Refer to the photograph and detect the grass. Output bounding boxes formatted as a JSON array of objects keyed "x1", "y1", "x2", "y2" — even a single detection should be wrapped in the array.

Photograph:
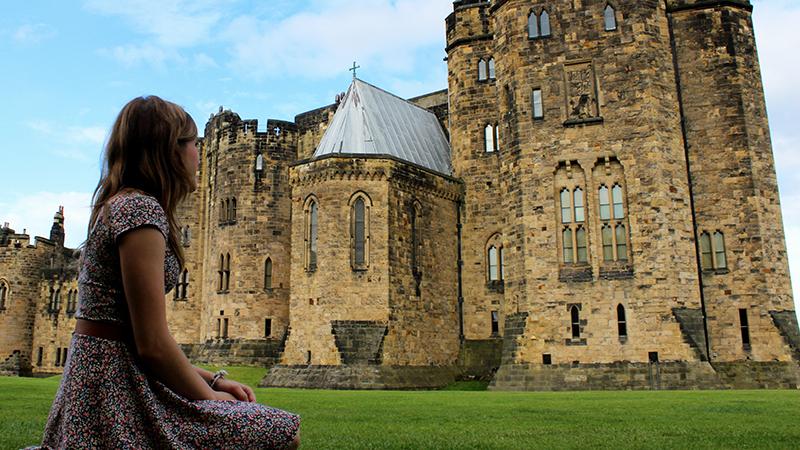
[{"x1": 2, "y1": 368, "x2": 799, "y2": 449}]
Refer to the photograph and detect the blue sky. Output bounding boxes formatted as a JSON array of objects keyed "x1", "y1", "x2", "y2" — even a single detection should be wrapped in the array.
[{"x1": 1, "y1": 0, "x2": 799, "y2": 313}]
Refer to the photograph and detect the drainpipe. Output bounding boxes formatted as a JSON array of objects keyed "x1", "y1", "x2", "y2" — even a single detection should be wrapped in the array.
[
  {"x1": 457, "y1": 200, "x2": 465, "y2": 344},
  {"x1": 666, "y1": 3, "x2": 711, "y2": 362}
]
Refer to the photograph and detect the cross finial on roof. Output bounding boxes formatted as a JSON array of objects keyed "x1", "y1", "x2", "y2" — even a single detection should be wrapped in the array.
[{"x1": 349, "y1": 61, "x2": 360, "y2": 79}]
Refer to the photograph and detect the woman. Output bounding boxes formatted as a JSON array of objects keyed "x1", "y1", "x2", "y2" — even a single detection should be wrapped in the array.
[{"x1": 35, "y1": 96, "x2": 300, "y2": 449}]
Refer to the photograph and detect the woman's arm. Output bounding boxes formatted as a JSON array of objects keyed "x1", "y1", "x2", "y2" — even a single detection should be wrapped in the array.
[{"x1": 119, "y1": 227, "x2": 227, "y2": 401}]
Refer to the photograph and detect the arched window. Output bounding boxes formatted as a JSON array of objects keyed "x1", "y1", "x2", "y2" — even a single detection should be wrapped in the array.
[
  {"x1": 615, "y1": 224, "x2": 627, "y2": 261},
  {"x1": 351, "y1": 196, "x2": 369, "y2": 269},
  {"x1": 576, "y1": 226, "x2": 587, "y2": 263},
  {"x1": 255, "y1": 153, "x2": 264, "y2": 172},
  {"x1": 557, "y1": 163, "x2": 589, "y2": 265},
  {"x1": 560, "y1": 188, "x2": 572, "y2": 223},
  {"x1": 411, "y1": 202, "x2": 423, "y2": 276},
  {"x1": 232, "y1": 198, "x2": 237, "y2": 221},
  {"x1": 180, "y1": 270, "x2": 189, "y2": 299},
  {"x1": 617, "y1": 304, "x2": 627, "y2": 338},
  {"x1": 488, "y1": 246, "x2": 499, "y2": 281},
  {"x1": 488, "y1": 58, "x2": 496, "y2": 80},
  {"x1": 604, "y1": 4, "x2": 617, "y2": 31},
  {"x1": 0, "y1": 280, "x2": 8, "y2": 309},
  {"x1": 713, "y1": 231, "x2": 727, "y2": 269},
  {"x1": 54, "y1": 288, "x2": 61, "y2": 312},
  {"x1": 573, "y1": 188, "x2": 585, "y2": 222},
  {"x1": 699, "y1": 232, "x2": 712, "y2": 269},
  {"x1": 224, "y1": 253, "x2": 231, "y2": 291},
  {"x1": 562, "y1": 228, "x2": 574, "y2": 264},
  {"x1": 528, "y1": 11, "x2": 539, "y2": 38},
  {"x1": 599, "y1": 185, "x2": 610, "y2": 220},
  {"x1": 540, "y1": 10, "x2": 551, "y2": 37},
  {"x1": 305, "y1": 198, "x2": 319, "y2": 271},
  {"x1": 484, "y1": 124, "x2": 495, "y2": 153},
  {"x1": 182, "y1": 226, "x2": 191, "y2": 247},
  {"x1": 218, "y1": 254, "x2": 225, "y2": 292},
  {"x1": 602, "y1": 224, "x2": 613, "y2": 261},
  {"x1": 593, "y1": 160, "x2": 631, "y2": 263},
  {"x1": 264, "y1": 258, "x2": 273, "y2": 289},
  {"x1": 478, "y1": 59, "x2": 488, "y2": 81},
  {"x1": 570, "y1": 305, "x2": 581, "y2": 338},
  {"x1": 219, "y1": 200, "x2": 226, "y2": 223},
  {"x1": 612, "y1": 185, "x2": 624, "y2": 219},
  {"x1": 532, "y1": 88, "x2": 544, "y2": 119}
]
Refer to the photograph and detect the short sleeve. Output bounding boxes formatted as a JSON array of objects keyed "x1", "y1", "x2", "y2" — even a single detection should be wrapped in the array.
[{"x1": 107, "y1": 193, "x2": 169, "y2": 243}]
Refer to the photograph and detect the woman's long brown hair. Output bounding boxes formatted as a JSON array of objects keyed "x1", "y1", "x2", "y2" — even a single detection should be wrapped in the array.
[{"x1": 88, "y1": 96, "x2": 197, "y2": 267}]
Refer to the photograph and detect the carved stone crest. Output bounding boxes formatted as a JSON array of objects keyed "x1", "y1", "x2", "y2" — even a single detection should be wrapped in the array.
[{"x1": 564, "y1": 61, "x2": 600, "y2": 122}]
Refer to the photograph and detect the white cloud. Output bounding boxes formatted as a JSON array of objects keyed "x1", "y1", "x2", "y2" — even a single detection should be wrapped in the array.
[
  {"x1": 99, "y1": 44, "x2": 181, "y2": 69},
  {"x1": 752, "y1": 0, "x2": 800, "y2": 111},
  {"x1": 0, "y1": 192, "x2": 93, "y2": 249},
  {"x1": 26, "y1": 121, "x2": 107, "y2": 161},
  {"x1": 223, "y1": 0, "x2": 451, "y2": 79},
  {"x1": 83, "y1": 0, "x2": 230, "y2": 48},
  {"x1": 193, "y1": 53, "x2": 218, "y2": 69},
  {"x1": 12, "y1": 23, "x2": 57, "y2": 44}
]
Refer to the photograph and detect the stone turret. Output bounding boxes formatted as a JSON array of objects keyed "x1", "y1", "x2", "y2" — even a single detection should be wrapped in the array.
[{"x1": 49, "y1": 206, "x2": 65, "y2": 248}]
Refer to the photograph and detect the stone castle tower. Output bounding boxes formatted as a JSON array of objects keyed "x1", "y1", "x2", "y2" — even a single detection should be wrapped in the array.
[
  {"x1": 445, "y1": 0, "x2": 798, "y2": 388},
  {"x1": 2, "y1": 0, "x2": 798, "y2": 389}
]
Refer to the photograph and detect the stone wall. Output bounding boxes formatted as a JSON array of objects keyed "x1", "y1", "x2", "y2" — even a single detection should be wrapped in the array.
[
  {"x1": 283, "y1": 156, "x2": 392, "y2": 366},
  {"x1": 668, "y1": 0, "x2": 796, "y2": 363},
  {"x1": 446, "y1": 0, "x2": 508, "y2": 345},
  {"x1": 195, "y1": 111, "x2": 295, "y2": 347},
  {"x1": 0, "y1": 236, "x2": 54, "y2": 375}
]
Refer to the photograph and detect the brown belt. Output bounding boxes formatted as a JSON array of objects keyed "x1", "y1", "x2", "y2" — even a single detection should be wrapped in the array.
[{"x1": 75, "y1": 318, "x2": 134, "y2": 344}]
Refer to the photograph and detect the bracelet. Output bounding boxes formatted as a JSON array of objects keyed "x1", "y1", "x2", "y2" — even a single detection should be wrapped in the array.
[{"x1": 209, "y1": 369, "x2": 228, "y2": 389}]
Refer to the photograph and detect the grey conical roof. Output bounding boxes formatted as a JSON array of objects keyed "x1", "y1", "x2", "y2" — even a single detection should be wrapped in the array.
[{"x1": 313, "y1": 78, "x2": 452, "y2": 176}]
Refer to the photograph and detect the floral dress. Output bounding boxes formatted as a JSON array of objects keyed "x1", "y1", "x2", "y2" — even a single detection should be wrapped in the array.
[{"x1": 33, "y1": 191, "x2": 300, "y2": 449}]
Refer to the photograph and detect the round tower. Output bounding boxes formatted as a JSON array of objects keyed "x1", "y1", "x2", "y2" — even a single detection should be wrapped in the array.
[{"x1": 446, "y1": 0, "x2": 507, "y2": 341}]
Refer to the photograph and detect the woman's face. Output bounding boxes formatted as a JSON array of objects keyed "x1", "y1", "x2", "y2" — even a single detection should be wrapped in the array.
[{"x1": 181, "y1": 138, "x2": 199, "y2": 191}]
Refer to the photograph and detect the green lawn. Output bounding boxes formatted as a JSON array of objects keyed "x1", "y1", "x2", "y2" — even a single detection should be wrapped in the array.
[{"x1": 2, "y1": 368, "x2": 799, "y2": 449}]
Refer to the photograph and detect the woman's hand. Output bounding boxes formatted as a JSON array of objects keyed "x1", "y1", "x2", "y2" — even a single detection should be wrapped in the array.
[
  {"x1": 214, "y1": 378, "x2": 256, "y2": 402},
  {"x1": 213, "y1": 390, "x2": 239, "y2": 402}
]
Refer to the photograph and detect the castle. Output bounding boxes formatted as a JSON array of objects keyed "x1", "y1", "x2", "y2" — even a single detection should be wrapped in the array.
[{"x1": 2, "y1": 0, "x2": 799, "y2": 390}]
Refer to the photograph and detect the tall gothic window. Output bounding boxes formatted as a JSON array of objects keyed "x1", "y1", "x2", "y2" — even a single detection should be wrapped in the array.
[
  {"x1": 530, "y1": 10, "x2": 551, "y2": 38},
  {"x1": 570, "y1": 305, "x2": 581, "y2": 338},
  {"x1": 713, "y1": 232, "x2": 727, "y2": 269},
  {"x1": 218, "y1": 254, "x2": 224, "y2": 291},
  {"x1": 224, "y1": 254, "x2": 231, "y2": 291},
  {"x1": 528, "y1": 10, "x2": 539, "y2": 38},
  {"x1": 700, "y1": 230, "x2": 727, "y2": 270},
  {"x1": 617, "y1": 304, "x2": 627, "y2": 339},
  {"x1": 174, "y1": 270, "x2": 189, "y2": 300},
  {"x1": 305, "y1": 197, "x2": 319, "y2": 271},
  {"x1": 411, "y1": 202, "x2": 423, "y2": 276},
  {"x1": 532, "y1": 88, "x2": 543, "y2": 119},
  {"x1": 540, "y1": 10, "x2": 551, "y2": 36},
  {"x1": 0, "y1": 280, "x2": 8, "y2": 309},
  {"x1": 488, "y1": 246, "x2": 499, "y2": 281},
  {"x1": 484, "y1": 124, "x2": 496, "y2": 153},
  {"x1": 478, "y1": 59, "x2": 488, "y2": 81},
  {"x1": 594, "y1": 159, "x2": 631, "y2": 263},
  {"x1": 739, "y1": 308, "x2": 751, "y2": 347},
  {"x1": 181, "y1": 226, "x2": 191, "y2": 247},
  {"x1": 255, "y1": 153, "x2": 264, "y2": 172},
  {"x1": 488, "y1": 58, "x2": 496, "y2": 80},
  {"x1": 232, "y1": 198, "x2": 237, "y2": 221},
  {"x1": 264, "y1": 258, "x2": 272, "y2": 290},
  {"x1": 559, "y1": 187, "x2": 587, "y2": 264},
  {"x1": 351, "y1": 194, "x2": 371, "y2": 270},
  {"x1": 604, "y1": 4, "x2": 618, "y2": 31}
]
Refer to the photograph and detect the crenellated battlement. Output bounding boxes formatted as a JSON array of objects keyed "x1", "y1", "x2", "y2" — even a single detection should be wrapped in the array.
[
  {"x1": 446, "y1": 0, "x2": 493, "y2": 52},
  {"x1": 666, "y1": 0, "x2": 752, "y2": 13}
]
